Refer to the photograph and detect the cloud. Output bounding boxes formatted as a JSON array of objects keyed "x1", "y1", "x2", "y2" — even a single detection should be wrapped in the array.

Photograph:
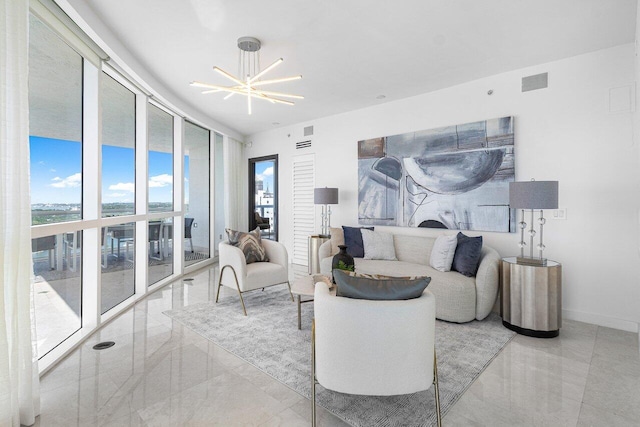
[
  {"x1": 49, "y1": 169, "x2": 56, "y2": 172},
  {"x1": 257, "y1": 166, "x2": 274, "y2": 182},
  {"x1": 107, "y1": 192, "x2": 126, "y2": 198},
  {"x1": 108, "y1": 182, "x2": 135, "y2": 193},
  {"x1": 50, "y1": 173, "x2": 81, "y2": 188},
  {"x1": 149, "y1": 174, "x2": 173, "y2": 188}
]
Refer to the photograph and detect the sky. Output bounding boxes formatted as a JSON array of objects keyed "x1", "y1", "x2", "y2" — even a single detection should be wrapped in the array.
[
  {"x1": 29, "y1": 136, "x2": 175, "y2": 205},
  {"x1": 255, "y1": 160, "x2": 274, "y2": 195}
]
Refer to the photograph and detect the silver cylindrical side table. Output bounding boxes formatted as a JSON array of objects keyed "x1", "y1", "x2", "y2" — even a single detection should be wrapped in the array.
[
  {"x1": 501, "y1": 257, "x2": 562, "y2": 338},
  {"x1": 308, "y1": 235, "x2": 330, "y2": 274}
]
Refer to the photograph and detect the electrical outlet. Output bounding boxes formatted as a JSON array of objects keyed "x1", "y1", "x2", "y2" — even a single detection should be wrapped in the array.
[{"x1": 552, "y1": 208, "x2": 567, "y2": 220}]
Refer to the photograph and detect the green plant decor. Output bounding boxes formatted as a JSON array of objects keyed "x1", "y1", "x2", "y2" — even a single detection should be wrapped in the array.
[{"x1": 336, "y1": 260, "x2": 355, "y2": 272}]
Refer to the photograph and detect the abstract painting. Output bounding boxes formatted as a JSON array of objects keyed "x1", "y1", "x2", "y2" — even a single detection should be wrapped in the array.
[{"x1": 358, "y1": 116, "x2": 515, "y2": 232}]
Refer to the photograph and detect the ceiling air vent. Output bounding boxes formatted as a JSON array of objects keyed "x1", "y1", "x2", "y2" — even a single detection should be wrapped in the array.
[
  {"x1": 296, "y1": 140, "x2": 312, "y2": 149},
  {"x1": 522, "y1": 72, "x2": 548, "y2": 92},
  {"x1": 93, "y1": 341, "x2": 115, "y2": 350},
  {"x1": 304, "y1": 126, "x2": 314, "y2": 136}
]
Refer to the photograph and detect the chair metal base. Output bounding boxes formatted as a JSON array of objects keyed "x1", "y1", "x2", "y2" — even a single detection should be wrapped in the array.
[
  {"x1": 311, "y1": 319, "x2": 442, "y2": 427},
  {"x1": 216, "y1": 264, "x2": 294, "y2": 316}
]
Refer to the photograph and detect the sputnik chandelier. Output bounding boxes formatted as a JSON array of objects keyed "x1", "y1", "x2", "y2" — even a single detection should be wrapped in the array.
[{"x1": 190, "y1": 36, "x2": 303, "y2": 115}]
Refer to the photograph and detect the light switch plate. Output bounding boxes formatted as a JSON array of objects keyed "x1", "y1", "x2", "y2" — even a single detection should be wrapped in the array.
[{"x1": 552, "y1": 208, "x2": 567, "y2": 220}]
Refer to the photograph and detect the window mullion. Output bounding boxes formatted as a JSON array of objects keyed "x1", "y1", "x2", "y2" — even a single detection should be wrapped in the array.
[
  {"x1": 174, "y1": 117, "x2": 184, "y2": 275},
  {"x1": 82, "y1": 59, "x2": 100, "y2": 330},
  {"x1": 134, "y1": 95, "x2": 148, "y2": 296}
]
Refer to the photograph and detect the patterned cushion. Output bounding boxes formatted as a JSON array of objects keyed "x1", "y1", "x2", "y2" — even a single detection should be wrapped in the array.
[{"x1": 225, "y1": 227, "x2": 269, "y2": 264}]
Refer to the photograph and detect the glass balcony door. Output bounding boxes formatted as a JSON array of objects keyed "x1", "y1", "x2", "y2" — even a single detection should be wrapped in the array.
[
  {"x1": 249, "y1": 155, "x2": 278, "y2": 241},
  {"x1": 184, "y1": 122, "x2": 211, "y2": 267}
]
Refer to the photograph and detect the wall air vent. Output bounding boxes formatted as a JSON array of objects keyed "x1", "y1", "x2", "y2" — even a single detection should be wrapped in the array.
[
  {"x1": 304, "y1": 125, "x2": 314, "y2": 136},
  {"x1": 522, "y1": 72, "x2": 548, "y2": 92},
  {"x1": 296, "y1": 140, "x2": 312, "y2": 149}
]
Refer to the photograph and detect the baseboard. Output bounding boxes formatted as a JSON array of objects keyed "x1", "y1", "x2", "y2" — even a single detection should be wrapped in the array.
[{"x1": 562, "y1": 308, "x2": 639, "y2": 333}]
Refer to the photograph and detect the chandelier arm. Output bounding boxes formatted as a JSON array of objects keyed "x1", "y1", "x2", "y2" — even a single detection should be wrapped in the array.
[
  {"x1": 254, "y1": 93, "x2": 275, "y2": 104},
  {"x1": 190, "y1": 81, "x2": 222, "y2": 89},
  {"x1": 192, "y1": 81, "x2": 244, "y2": 91},
  {"x1": 213, "y1": 67, "x2": 246, "y2": 87},
  {"x1": 252, "y1": 89, "x2": 304, "y2": 99},
  {"x1": 247, "y1": 78, "x2": 252, "y2": 114},
  {"x1": 249, "y1": 58, "x2": 283, "y2": 83},
  {"x1": 253, "y1": 94, "x2": 294, "y2": 105},
  {"x1": 196, "y1": 84, "x2": 255, "y2": 96},
  {"x1": 251, "y1": 75, "x2": 302, "y2": 87}
]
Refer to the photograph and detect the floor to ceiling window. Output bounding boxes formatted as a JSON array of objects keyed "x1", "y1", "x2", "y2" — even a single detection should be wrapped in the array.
[
  {"x1": 147, "y1": 104, "x2": 175, "y2": 285},
  {"x1": 184, "y1": 122, "x2": 210, "y2": 267},
  {"x1": 27, "y1": 3, "x2": 219, "y2": 370},
  {"x1": 101, "y1": 73, "x2": 136, "y2": 218},
  {"x1": 148, "y1": 104, "x2": 174, "y2": 213},
  {"x1": 28, "y1": 13, "x2": 83, "y2": 358},
  {"x1": 100, "y1": 73, "x2": 137, "y2": 313}
]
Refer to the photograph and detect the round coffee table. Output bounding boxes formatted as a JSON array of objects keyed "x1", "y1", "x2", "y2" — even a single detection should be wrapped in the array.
[{"x1": 291, "y1": 274, "x2": 333, "y2": 330}]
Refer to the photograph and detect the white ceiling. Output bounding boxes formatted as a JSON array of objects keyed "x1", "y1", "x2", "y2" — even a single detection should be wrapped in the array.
[{"x1": 78, "y1": 0, "x2": 636, "y2": 136}]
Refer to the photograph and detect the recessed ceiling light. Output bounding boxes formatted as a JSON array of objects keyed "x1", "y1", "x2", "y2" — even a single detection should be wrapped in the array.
[{"x1": 376, "y1": 95, "x2": 386, "y2": 100}]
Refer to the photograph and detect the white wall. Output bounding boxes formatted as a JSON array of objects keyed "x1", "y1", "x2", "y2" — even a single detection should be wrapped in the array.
[{"x1": 247, "y1": 43, "x2": 640, "y2": 332}]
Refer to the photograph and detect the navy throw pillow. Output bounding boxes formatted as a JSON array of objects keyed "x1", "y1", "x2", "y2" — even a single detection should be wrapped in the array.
[
  {"x1": 342, "y1": 226, "x2": 373, "y2": 258},
  {"x1": 451, "y1": 232, "x2": 483, "y2": 277}
]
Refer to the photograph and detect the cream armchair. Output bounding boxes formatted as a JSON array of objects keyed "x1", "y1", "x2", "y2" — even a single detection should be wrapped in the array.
[
  {"x1": 311, "y1": 282, "x2": 441, "y2": 426},
  {"x1": 216, "y1": 239, "x2": 293, "y2": 315}
]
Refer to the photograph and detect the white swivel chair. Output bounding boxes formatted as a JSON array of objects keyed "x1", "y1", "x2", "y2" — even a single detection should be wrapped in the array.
[
  {"x1": 217, "y1": 239, "x2": 293, "y2": 316},
  {"x1": 312, "y1": 282, "x2": 441, "y2": 426}
]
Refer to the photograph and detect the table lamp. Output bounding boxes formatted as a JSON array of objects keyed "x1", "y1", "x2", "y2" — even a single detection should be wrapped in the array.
[
  {"x1": 314, "y1": 187, "x2": 338, "y2": 237},
  {"x1": 509, "y1": 180, "x2": 559, "y2": 266}
]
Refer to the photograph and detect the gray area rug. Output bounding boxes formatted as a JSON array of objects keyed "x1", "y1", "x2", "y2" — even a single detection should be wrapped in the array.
[{"x1": 164, "y1": 286, "x2": 514, "y2": 426}]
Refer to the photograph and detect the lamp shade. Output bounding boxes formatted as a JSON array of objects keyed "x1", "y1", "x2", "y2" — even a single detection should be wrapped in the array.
[
  {"x1": 314, "y1": 187, "x2": 339, "y2": 205},
  {"x1": 509, "y1": 181, "x2": 559, "y2": 209}
]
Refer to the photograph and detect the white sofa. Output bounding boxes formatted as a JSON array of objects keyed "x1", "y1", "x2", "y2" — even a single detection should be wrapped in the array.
[{"x1": 319, "y1": 233, "x2": 501, "y2": 323}]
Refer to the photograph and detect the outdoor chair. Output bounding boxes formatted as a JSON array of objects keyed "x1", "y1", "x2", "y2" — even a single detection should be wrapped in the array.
[
  {"x1": 254, "y1": 212, "x2": 271, "y2": 238},
  {"x1": 185, "y1": 217, "x2": 195, "y2": 253}
]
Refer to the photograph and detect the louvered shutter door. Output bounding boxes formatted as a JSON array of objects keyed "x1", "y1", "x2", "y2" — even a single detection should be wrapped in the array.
[{"x1": 292, "y1": 154, "x2": 315, "y2": 265}]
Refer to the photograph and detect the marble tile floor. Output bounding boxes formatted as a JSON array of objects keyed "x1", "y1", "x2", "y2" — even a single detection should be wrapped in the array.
[{"x1": 35, "y1": 264, "x2": 640, "y2": 426}]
